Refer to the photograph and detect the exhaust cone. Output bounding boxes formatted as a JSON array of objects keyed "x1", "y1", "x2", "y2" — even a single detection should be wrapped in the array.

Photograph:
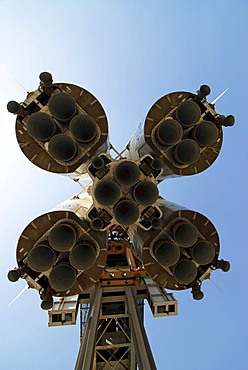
[
  {"x1": 151, "y1": 158, "x2": 163, "y2": 170},
  {"x1": 220, "y1": 261, "x2": 231, "y2": 272},
  {"x1": 155, "y1": 119, "x2": 183, "y2": 146},
  {"x1": 7, "y1": 270, "x2": 20, "y2": 282},
  {"x1": 27, "y1": 244, "x2": 56, "y2": 272},
  {"x1": 90, "y1": 218, "x2": 104, "y2": 231},
  {"x1": 49, "y1": 264, "x2": 76, "y2": 291},
  {"x1": 176, "y1": 100, "x2": 201, "y2": 127},
  {"x1": 193, "y1": 290, "x2": 204, "y2": 300},
  {"x1": 173, "y1": 260, "x2": 197, "y2": 285},
  {"x1": 172, "y1": 222, "x2": 198, "y2": 247},
  {"x1": 69, "y1": 241, "x2": 96, "y2": 270},
  {"x1": 199, "y1": 85, "x2": 211, "y2": 97},
  {"x1": 7, "y1": 100, "x2": 20, "y2": 114},
  {"x1": 193, "y1": 121, "x2": 218, "y2": 147},
  {"x1": 92, "y1": 156, "x2": 104, "y2": 169},
  {"x1": 48, "y1": 134, "x2": 77, "y2": 162},
  {"x1": 114, "y1": 200, "x2": 139, "y2": 225},
  {"x1": 224, "y1": 115, "x2": 235, "y2": 127},
  {"x1": 48, "y1": 223, "x2": 77, "y2": 252},
  {"x1": 70, "y1": 114, "x2": 97, "y2": 143},
  {"x1": 115, "y1": 161, "x2": 140, "y2": 186},
  {"x1": 191, "y1": 241, "x2": 215, "y2": 265},
  {"x1": 151, "y1": 218, "x2": 163, "y2": 229},
  {"x1": 48, "y1": 92, "x2": 76, "y2": 120},
  {"x1": 94, "y1": 180, "x2": 121, "y2": 206},
  {"x1": 41, "y1": 298, "x2": 53, "y2": 310},
  {"x1": 173, "y1": 139, "x2": 200, "y2": 165},
  {"x1": 154, "y1": 240, "x2": 180, "y2": 267},
  {"x1": 133, "y1": 181, "x2": 158, "y2": 206},
  {"x1": 26, "y1": 112, "x2": 56, "y2": 141},
  {"x1": 39, "y1": 71, "x2": 53, "y2": 85}
]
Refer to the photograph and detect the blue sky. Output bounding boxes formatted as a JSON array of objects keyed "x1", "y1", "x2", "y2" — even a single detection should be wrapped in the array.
[{"x1": 0, "y1": 1, "x2": 247, "y2": 369}]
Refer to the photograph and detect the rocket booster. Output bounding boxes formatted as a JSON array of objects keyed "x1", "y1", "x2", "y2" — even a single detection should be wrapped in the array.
[
  {"x1": 8, "y1": 193, "x2": 107, "y2": 309},
  {"x1": 129, "y1": 198, "x2": 230, "y2": 297},
  {"x1": 7, "y1": 72, "x2": 109, "y2": 176},
  {"x1": 124, "y1": 85, "x2": 234, "y2": 179}
]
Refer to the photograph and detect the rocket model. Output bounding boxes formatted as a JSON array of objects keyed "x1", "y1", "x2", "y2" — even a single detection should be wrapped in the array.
[{"x1": 7, "y1": 73, "x2": 234, "y2": 308}]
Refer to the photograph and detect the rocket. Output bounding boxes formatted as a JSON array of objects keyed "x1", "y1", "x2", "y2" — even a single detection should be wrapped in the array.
[{"x1": 7, "y1": 73, "x2": 234, "y2": 308}]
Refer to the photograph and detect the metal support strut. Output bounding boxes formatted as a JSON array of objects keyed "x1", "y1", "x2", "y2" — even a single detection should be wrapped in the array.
[
  {"x1": 75, "y1": 289, "x2": 102, "y2": 370},
  {"x1": 75, "y1": 286, "x2": 157, "y2": 370}
]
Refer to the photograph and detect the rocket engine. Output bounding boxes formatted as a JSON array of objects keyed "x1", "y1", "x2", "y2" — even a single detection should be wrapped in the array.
[{"x1": 7, "y1": 74, "x2": 234, "y2": 308}]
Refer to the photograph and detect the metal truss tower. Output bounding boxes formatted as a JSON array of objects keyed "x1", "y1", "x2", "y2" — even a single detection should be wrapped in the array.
[{"x1": 49, "y1": 235, "x2": 178, "y2": 369}]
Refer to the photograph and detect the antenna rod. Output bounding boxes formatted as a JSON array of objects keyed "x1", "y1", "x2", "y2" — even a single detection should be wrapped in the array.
[
  {"x1": 211, "y1": 88, "x2": 229, "y2": 105},
  {"x1": 5, "y1": 70, "x2": 28, "y2": 93},
  {"x1": 209, "y1": 278, "x2": 224, "y2": 294},
  {"x1": 8, "y1": 285, "x2": 28, "y2": 307}
]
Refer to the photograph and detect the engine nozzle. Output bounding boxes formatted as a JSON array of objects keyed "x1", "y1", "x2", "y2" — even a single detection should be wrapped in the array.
[
  {"x1": 133, "y1": 181, "x2": 158, "y2": 206},
  {"x1": 48, "y1": 134, "x2": 77, "y2": 162},
  {"x1": 40, "y1": 287, "x2": 54, "y2": 310},
  {"x1": 114, "y1": 200, "x2": 139, "y2": 225},
  {"x1": 90, "y1": 218, "x2": 104, "y2": 231},
  {"x1": 191, "y1": 240, "x2": 216, "y2": 265},
  {"x1": 197, "y1": 85, "x2": 211, "y2": 99},
  {"x1": 153, "y1": 240, "x2": 180, "y2": 267},
  {"x1": 176, "y1": 100, "x2": 201, "y2": 127},
  {"x1": 7, "y1": 100, "x2": 21, "y2": 114},
  {"x1": 173, "y1": 139, "x2": 200, "y2": 165},
  {"x1": 69, "y1": 241, "x2": 96, "y2": 270},
  {"x1": 114, "y1": 160, "x2": 140, "y2": 186},
  {"x1": 173, "y1": 259, "x2": 197, "y2": 285},
  {"x1": 39, "y1": 71, "x2": 53, "y2": 86},
  {"x1": 91, "y1": 156, "x2": 105, "y2": 169},
  {"x1": 26, "y1": 112, "x2": 56, "y2": 141},
  {"x1": 155, "y1": 118, "x2": 183, "y2": 146},
  {"x1": 69, "y1": 114, "x2": 97, "y2": 143},
  {"x1": 48, "y1": 92, "x2": 77, "y2": 121},
  {"x1": 171, "y1": 221, "x2": 198, "y2": 247},
  {"x1": 7, "y1": 269, "x2": 21, "y2": 282},
  {"x1": 49, "y1": 263, "x2": 76, "y2": 291},
  {"x1": 94, "y1": 180, "x2": 121, "y2": 206},
  {"x1": 48, "y1": 223, "x2": 77, "y2": 252},
  {"x1": 192, "y1": 121, "x2": 219, "y2": 147},
  {"x1": 27, "y1": 244, "x2": 56, "y2": 272}
]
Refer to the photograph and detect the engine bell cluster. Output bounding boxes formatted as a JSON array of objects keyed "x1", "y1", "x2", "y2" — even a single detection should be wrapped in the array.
[{"x1": 7, "y1": 73, "x2": 234, "y2": 308}]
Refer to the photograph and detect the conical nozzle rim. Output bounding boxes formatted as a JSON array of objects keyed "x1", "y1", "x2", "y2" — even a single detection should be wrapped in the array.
[
  {"x1": 69, "y1": 114, "x2": 97, "y2": 143},
  {"x1": 155, "y1": 118, "x2": 183, "y2": 146},
  {"x1": 27, "y1": 245, "x2": 56, "y2": 272},
  {"x1": 48, "y1": 223, "x2": 77, "y2": 252},
  {"x1": 26, "y1": 112, "x2": 56, "y2": 141},
  {"x1": 173, "y1": 139, "x2": 200, "y2": 165},
  {"x1": 94, "y1": 180, "x2": 121, "y2": 206},
  {"x1": 176, "y1": 100, "x2": 201, "y2": 127},
  {"x1": 114, "y1": 200, "x2": 140, "y2": 225},
  {"x1": 154, "y1": 240, "x2": 180, "y2": 267},
  {"x1": 173, "y1": 259, "x2": 197, "y2": 285},
  {"x1": 114, "y1": 161, "x2": 141, "y2": 186},
  {"x1": 69, "y1": 242, "x2": 96, "y2": 270},
  {"x1": 49, "y1": 264, "x2": 76, "y2": 291},
  {"x1": 48, "y1": 134, "x2": 77, "y2": 162},
  {"x1": 133, "y1": 181, "x2": 158, "y2": 206}
]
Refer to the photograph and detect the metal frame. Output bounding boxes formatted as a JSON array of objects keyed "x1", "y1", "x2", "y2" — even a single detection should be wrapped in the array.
[{"x1": 75, "y1": 286, "x2": 157, "y2": 370}]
